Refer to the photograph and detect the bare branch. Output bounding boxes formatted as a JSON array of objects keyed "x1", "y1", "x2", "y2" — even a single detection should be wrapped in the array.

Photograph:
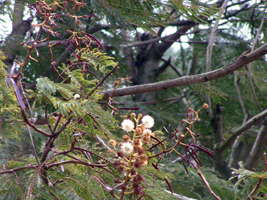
[
  {"x1": 46, "y1": 160, "x2": 106, "y2": 169},
  {"x1": 197, "y1": 169, "x2": 221, "y2": 200},
  {"x1": 247, "y1": 7, "x2": 266, "y2": 112},
  {"x1": 244, "y1": 124, "x2": 267, "y2": 170},
  {"x1": 218, "y1": 108, "x2": 267, "y2": 152},
  {"x1": 101, "y1": 43, "x2": 267, "y2": 99},
  {"x1": 206, "y1": 0, "x2": 229, "y2": 116},
  {"x1": 21, "y1": 110, "x2": 52, "y2": 137},
  {"x1": 0, "y1": 165, "x2": 37, "y2": 175}
]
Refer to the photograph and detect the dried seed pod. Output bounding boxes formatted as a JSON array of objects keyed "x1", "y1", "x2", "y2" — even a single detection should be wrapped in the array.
[
  {"x1": 136, "y1": 146, "x2": 145, "y2": 155},
  {"x1": 134, "y1": 139, "x2": 143, "y2": 147},
  {"x1": 135, "y1": 127, "x2": 143, "y2": 135},
  {"x1": 123, "y1": 135, "x2": 131, "y2": 142},
  {"x1": 139, "y1": 154, "x2": 148, "y2": 162}
]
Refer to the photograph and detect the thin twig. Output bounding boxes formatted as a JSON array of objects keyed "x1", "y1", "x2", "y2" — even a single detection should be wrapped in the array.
[
  {"x1": 160, "y1": 57, "x2": 182, "y2": 77},
  {"x1": 88, "y1": 63, "x2": 119, "y2": 96},
  {"x1": 206, "y1": 0, "x2": 229, "y2": 117},
  {"x1": 197, "y1": 169, "x2": 221, "y2": 200},
  {"x1": 12, "y1": 171, "x2": 24, "y2": 192},
  {"x1": 234, "y1": 71, "x2": 247, "y2": 124},
  {"x1": 21, "y1": 109, "x2": 52, "y2": 137},
  {"x1": 247, "y1": 6, "x2": 266, "y2": 112},
  {"x1": 26, "y1": 124, "x2": 40, "y2": 165},
  {"x1": 45, "y1": 105, "x2": 54, "y2": 134},
  {"x1": 0, "y1": 165, "x2": 37, "y2": 175},
  {"x1": 245, "y1": 153, "x2": 267, "y2": 200}
]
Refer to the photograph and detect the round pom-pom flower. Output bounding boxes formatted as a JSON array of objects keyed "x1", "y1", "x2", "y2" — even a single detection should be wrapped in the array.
[
  {"x1": 109, "y1": 139, "x2": 116, "y2": 147},
  {"x1": 143, "y1": 129, "x2": 152, "y2": 136},
  {"x1": 142, "y1": 115, "x2": 154, "y2": 128},
  {"x1": 120, "y1": 142, "x2": 133, "y2": 155},
  {"x1": 121, "y1": 119, "x2": 134, "y2": 132}
]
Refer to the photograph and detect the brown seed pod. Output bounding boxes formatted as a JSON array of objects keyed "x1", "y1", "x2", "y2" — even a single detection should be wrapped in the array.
[
  {"x1": 135, "y1": 127, "x2": 143, "y2": 135},
  {"x1": 139, "y1": 154, "x2": 148, "y2": 162},
  {"x1": 123, "y1": 135, "x2": 131, "y2": 142},
  {"x1": 136, "y1": 146, "x2": 145, "y2": 155},
  {"x1": 134, "y1": 139, "x2": 143, "y2": 147},
  {"x1": 143, "y1": 135, "x2": 151, "y2": 143}
]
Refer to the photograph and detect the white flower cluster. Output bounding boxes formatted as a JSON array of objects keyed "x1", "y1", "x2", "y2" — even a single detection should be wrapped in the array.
[
  {"x1": 120, "y1": 142, "x2": 133, "y2": 154},
  {"x1": 141, "y1": 115, "x2": 154, "y2": 128},
  {"x1": 121, "y1": 119, "x2": 134, "y2": 132}
]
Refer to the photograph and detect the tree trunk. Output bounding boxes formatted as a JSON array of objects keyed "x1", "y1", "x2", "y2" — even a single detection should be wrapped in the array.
[
  {"x1": 3, "y1": 0, "x2": 31, "y2": 71},
  {"x1": 213, "y1": 104, "x2": 232, "y2": 179}
]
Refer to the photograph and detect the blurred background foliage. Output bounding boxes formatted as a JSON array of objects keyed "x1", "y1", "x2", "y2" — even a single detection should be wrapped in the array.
[{"x1": 0, "y1": 0, "x2": 267, "y2": 199}]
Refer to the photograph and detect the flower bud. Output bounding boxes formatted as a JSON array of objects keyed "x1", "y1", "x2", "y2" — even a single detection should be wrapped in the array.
[
  {"x1": 109, "y1": 139, "x2": 116, "y2": 147},
  {"x1": 123, "y1": 135, "x2": 131, "y2": 142},
  {"x1": 134, "y1": 139, "x2": 143, "y2": 147},
  {"x1": 131, "y1": 113, "x2": 136, "y2": 119},
  {"x1": 203, "y1": 103, "x2": 209, "y2": 109},
  {"x1": 135, "y1": 127, "x2": 143, "y2": 135}
]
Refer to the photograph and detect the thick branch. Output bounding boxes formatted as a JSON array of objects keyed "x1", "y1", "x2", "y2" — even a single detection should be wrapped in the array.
[
  {"x1": 156, "y1": 25, "x2": 194, "y2": 57},
  {"x1": 3, "y1": 0, "x2": 31, "y2": 71},
  {"x1": 101, "y1": 43, "x2": 267, "y2": 99},
  {"x1": 218, "y1": 108, "x2": 267, "y2": 152}
]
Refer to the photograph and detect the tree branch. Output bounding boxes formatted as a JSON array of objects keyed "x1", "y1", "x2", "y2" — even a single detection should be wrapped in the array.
[
  {"x1": 218, "y1": 108, "x2": 267, "y2": 152},
  {"x1": 206, "y1": 0, "x2": 229, "y2": 116},
  {"x1": 246, "y1": 6, "x2": 266, "y2": 112},
  {"x1": 101, "y1": 43, "x2": 267, "y2": 99},
  {"x1": 244, "y1": 124, "x2": 267, "y2": 170},
  {"x1": 3, "y1": 0, "x2": 31, "y2": 71},
  {"x1": 0, "y1": 164, "x2": 37, "y2": 175},
  {"x1": 21, "y1": 110, "x2": 52, "y2": 137}
]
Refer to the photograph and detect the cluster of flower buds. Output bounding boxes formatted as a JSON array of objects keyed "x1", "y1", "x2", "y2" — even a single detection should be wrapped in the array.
[{"x1": 108, "y1": 113, "x2": 155, "y2": 196}]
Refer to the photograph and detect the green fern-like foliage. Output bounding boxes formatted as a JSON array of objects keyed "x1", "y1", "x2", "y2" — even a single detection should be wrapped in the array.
[
  {"x1": 169, "y1": 0, "x2": 220, "y2": 23},
  {"x1": 195, "y1": 82, "x2": 228, "y2": 104},
  {"x1": 0, "y1": 51, "x2": 27, "y2": 164},
  {"x1": 161, "y1": 161, "x2": 237, "y2": 200},
  {"x1": 88, "y1": 0, "x2": 219, "y2": 33},
  {"x1": 231, "y1": 162, "x2": 267, "y2": 199},
  {"x1": 89, "y1": 0, "x2": 170, "y2": 32}
]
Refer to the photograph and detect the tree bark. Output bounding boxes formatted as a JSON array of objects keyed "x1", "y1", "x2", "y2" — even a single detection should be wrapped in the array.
[
  {"x1": 2, "y1": 0, "x2": 31, "y2": 71},
  {"x1": 244, "y1": 123, "x2": 267, "y2": 170},
  {"x1": 132, "y1": 25, "x2": 194, "y2": 102},
  {"x1": 213, "y1": 104, "x2": 232, "y2": 180}
]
